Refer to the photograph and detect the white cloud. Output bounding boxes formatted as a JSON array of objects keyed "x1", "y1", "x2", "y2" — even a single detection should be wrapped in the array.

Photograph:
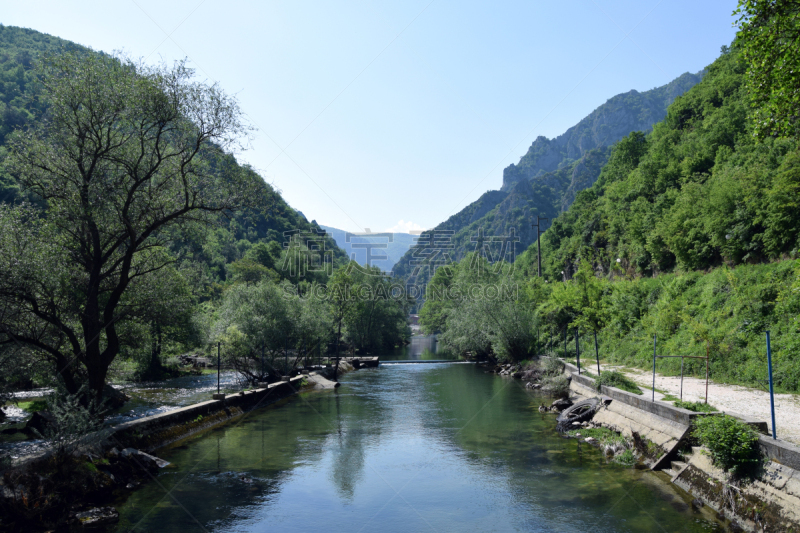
[{"x1": 385, "y1": 219, "x2": 426, "y2": 234}]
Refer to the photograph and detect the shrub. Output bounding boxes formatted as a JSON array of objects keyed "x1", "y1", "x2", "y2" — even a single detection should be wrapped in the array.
[
  {"x1": 595, "y1": 371, "x2": 643, "y2": 395},
  {"x1": 541, "y1": 374, "x2": 570, "y2": 398},
  {"x1": 674, "y1": 400, "x2": 717, "y2": 412},
  {"x1": 613, "y1": 449, "x2": 637, "y2": 466},
  {"x1": 34, "y1": 386, "x2": 109, "y2": 462},
  {"x1": 693, "y1": 415, "x2": 762, "y2": 476},
  {"x1": 542, "y1": 357, "x2": 565, "y2": 377}
]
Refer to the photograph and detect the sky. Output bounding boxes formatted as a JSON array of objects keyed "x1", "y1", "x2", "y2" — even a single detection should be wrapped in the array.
[{"x1": 3, "y1": 1, "x2": 739, "y2": 233}]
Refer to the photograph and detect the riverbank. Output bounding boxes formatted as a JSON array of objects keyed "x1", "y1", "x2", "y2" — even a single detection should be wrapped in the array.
[
  {"x1": 0, "y1": 366, "x2": 347, "y2": 531},
  {"x1": 555, "y1": 360, "x2": 800, "y2": 532}
]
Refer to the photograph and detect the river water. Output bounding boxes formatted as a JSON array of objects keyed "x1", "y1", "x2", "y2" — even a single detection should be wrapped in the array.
[{"x1": 113, "y1": 340, "x2": 725, "y2": 532}]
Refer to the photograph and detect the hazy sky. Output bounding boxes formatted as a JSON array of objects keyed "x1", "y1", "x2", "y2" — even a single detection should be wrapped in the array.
[{"x1": 4, "y1": 1, "x2": 738, "y2": 233}]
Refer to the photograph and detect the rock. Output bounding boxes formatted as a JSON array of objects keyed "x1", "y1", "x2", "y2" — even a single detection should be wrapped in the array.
[
  {"x1": 691, "y1": 498, "x2": 704, "y2": 510},
  {"x1": 120, "y1": 448, "x2": 137, "y2": 458},
  {"x1": 538, "y1": 404, "x2": 548, "y2": 413},
  {"x1": 75, "y1": 507, "x2": 119, "y2": 526},
  {"x1": 551, "y1": 398, "x2": 573, "y2": 411},
  {"x1": 107, "y1": 447, "x2": 119, "y2": 459},
  {"x1": 138, "y1": 450, "x2": 170, "y2": 468},
  {"x1": 0, "y1": 407, "x2": 6, "y2": 422},
  {"x1": 584, "y1": 437, "x2": 596, "y2": 443},
  {"x1": 103, "y1": 385, "x2": 129, "y2": 409},
  {"x1": 24, "y1": 410, "x2": 56, "y2": 435},
  {"x1": 512, "y1": 372, "x2": 522, "y2": 378},
  {"x1": 574, "y1": 433, "x2": 581, "y2": 437},
  {"x1": 571, "y1": 421, "x2": 581, "y2": 427},
  {"x1": 126, "y1": 483, "x2": 136, "y2": 489}
]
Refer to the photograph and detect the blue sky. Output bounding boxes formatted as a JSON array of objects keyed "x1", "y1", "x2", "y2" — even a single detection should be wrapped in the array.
[{"x1": 4, "y1": 1, "x2": 738, "y2": 233}]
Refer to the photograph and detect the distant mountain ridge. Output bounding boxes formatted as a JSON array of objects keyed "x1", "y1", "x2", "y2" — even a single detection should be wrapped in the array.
[
  {"x1": 319, "y1": 225, "x2": 416, "y2": 272},
  {"x1": 391, "y1": 71, "x2": 704, "y2": 291},
  {"x1": 502, "y1": 72, "x2": 704, "y2": 191}
]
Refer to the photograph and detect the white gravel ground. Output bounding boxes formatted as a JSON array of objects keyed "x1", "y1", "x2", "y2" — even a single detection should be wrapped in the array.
[{"x1": 595, "y1": 363, "x2": 800, "y2": 446}]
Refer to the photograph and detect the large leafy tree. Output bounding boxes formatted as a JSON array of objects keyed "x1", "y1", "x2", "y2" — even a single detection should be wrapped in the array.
[
  {"x1": 0, "y1": 52, "x2": 262, "y2": 402},
  {"x1": 735, "y1": 0, "x2": 800, "y2": 138}
]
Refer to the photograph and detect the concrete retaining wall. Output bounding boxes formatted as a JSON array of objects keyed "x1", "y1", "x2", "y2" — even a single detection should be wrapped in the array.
[{"x1": 112, "y1": 375, "x2": 307, "y2": 452}]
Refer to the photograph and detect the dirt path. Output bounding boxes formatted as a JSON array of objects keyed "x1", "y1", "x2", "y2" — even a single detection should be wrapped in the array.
[{"x1": 591, "y1": 362, "x2": 800, "y2": 446}]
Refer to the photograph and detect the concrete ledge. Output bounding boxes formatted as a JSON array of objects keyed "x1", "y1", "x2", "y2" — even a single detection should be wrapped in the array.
[
  {"x1": 565, "y1": 365, "x2": 703, "y2": 426},
  {"x1": 112, "y1": 377, "x2": 307, "y2": 451},
  {"x1": 760, "y1": 436, "x2": 800, "y2": 471}
]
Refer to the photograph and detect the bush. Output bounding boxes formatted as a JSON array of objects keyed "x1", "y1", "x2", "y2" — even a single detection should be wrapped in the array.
[
  {"x1": 693, "y1": 415, "x2": 762, "y2": 476},
  {"x1": 595, "y1": 371, "x2": 643, "y2": 395},
  {"x1": 674, "y1": 400, "x2": 717, "y2": 412},
  {"x1": 542, "y1": 357, "x2": 565, "y2": 377},
  {"x1": 541, "y1": 374, "x2": 570, "y2": 398},
  {"x1": 34, "y1": 386, "x2": 109, "y2": 462}
]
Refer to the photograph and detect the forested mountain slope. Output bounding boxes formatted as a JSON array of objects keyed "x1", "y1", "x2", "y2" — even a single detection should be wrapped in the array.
[
  {"x1": 518, "y1": 46, "x2": 800, "y2": 280},
  {"x1": 391, "y1": 71, "x2": 702, "y2": 292},
  {"x1": 0, "y1": 25, "x2": 347, "y2": 299}
]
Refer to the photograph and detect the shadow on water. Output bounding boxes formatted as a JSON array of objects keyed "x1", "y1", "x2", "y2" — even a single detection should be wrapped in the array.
[{"x1": 113, "y1": 362, "x2": 727, "y2": 533}]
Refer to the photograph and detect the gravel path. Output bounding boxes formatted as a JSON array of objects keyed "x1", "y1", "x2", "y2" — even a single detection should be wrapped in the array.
[{"x1": 594, "y1": 363, "x2": 800, "y2": 446}]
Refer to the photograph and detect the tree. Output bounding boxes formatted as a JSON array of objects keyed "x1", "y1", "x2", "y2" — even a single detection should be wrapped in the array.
[
  {"x1": 0, "y1": 52, "x2": 262, "y2": 403},
  {"x1": 735, "y1": 0, "x2": 800, "y2": 138}
]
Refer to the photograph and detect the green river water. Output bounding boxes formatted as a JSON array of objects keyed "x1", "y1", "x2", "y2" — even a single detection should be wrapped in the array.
[{"x1": 113, "y1": 347, "x2": 726, "y2": 532}]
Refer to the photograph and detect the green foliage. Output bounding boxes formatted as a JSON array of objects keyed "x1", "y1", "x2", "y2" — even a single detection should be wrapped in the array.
[
  {"x1": 693, "y1": 414, "x2": 762, "y2": 476},
  {"x1": 674, "y1": 400, "x2": 717, "y2": 412},
  {"x1": 34, "y1": 386, "x2": 108, "y2": 462},
  {"x1": 613, "y1": 449, "x2": 637, "y2": 466},
  {"x1": 735, "y1": 0, "x2": 800, "y2": 139},
  {"x1": 594, "y1": 371, "x2": 643, "y2": 395},
  {"x1": 531, "y1": 47, "x2": 800, "y2": 279},
  {"x1": 17, "y1": 399, "x2": 48, "y2": 412}
]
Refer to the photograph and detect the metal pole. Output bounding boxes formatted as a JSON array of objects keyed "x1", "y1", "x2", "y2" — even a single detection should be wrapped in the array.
[
  {"x1": 575, "y1": 329, "x2": 580, "y2": 375},
  {"x1": 217, "y1": 342, "x2": 221, "y2": 395},
  {"x1": 680, "y1": 355, "x2": 684, "y2": 401},
  {"x1": 705, "y1": 341, "x2": 709, "y2": 404},
  {"x1": 652, "y1": 334, "x2": 656, "y2": 402},
  {"x1": 594, "y1": 331, "x2": 600, "y2": 376},
  {"x1": 767, "y1": 331, "x2": 777, "y2": 439}
]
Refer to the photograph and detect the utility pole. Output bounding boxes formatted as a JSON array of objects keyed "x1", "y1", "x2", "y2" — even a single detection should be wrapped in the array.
[{"x1": 531, "y1": 215, "x2": 549, "y2": 277}]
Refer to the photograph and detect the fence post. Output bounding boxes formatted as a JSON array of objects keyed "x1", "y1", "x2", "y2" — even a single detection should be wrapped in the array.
[
  {"x1": 652, "y1": 334, "x2": 656, "y2": 402},
  {"x1": 594, "y1": 331, "x2": 600, "y2": 376},
  {"x1": 767, "y1": 331, "x2": 777, "y2": 440}
]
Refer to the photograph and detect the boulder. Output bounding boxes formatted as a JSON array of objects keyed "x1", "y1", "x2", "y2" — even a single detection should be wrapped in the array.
[
  {"x1": 24, "y1": 410, "x2": 57, "y2": 435},
  {"x1": 102, "y1": 385, "x2": 129, "y2": 409},
  {"x1": 74, "y1": 507, "x2": 119, "y2": 526}
]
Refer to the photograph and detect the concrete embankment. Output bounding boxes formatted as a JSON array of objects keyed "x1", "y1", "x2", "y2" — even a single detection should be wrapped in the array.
[{"x1": 563, "y1": 361, "x2": 800, "y2": 532}]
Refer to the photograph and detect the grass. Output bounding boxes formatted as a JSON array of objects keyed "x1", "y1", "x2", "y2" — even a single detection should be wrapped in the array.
[
  {"x1": 566, "y1": 426, "x2": 626, "y2": 447},
  {"x1": 16, "y1": 399, "x2": 48, "y2": 412},
  {"x1": 673, "y1": 400, "x2": 718, "y2": 412},
  {"x1": 594, "y1": 371, "x2": 643, "y2": 395}
]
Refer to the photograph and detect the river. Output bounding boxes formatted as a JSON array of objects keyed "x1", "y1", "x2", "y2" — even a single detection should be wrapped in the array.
[{"x1": 113, "y1": 339, "x2": 725, "y2": 532}]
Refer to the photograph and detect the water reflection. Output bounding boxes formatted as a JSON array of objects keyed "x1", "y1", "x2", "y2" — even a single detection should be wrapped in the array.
[{"x1": 114, "y1": 364, "x2": 726, "y2": 532}]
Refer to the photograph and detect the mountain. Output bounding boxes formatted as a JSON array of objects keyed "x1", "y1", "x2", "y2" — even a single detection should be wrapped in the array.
[
  {"x1": 319, "y1": 225, "x2": 416, "y2": 272},
  {"x1": 391, "y1": 71, "x2": 704, "y2": 292},
  {"x1": 0, "y1": 25, "x2": 348, "y2": 295},
  {"x1": 518, "y1": 46, "x2": 800, "y2": 279}
]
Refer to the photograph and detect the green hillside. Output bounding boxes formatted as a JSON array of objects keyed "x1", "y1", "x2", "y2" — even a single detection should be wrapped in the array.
[
  {"x1": 0, "y1": 25, "x2": 347, "y2": 299},
  {"x1": 391, "y1": 71, "x2": 703, "y2": 295},
  {"x1": 422, "y1": 42, "x2": 800, "y2": 392},
  {"x1": 524, "y1": 46, "x2": 800, "y2": 280}
]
